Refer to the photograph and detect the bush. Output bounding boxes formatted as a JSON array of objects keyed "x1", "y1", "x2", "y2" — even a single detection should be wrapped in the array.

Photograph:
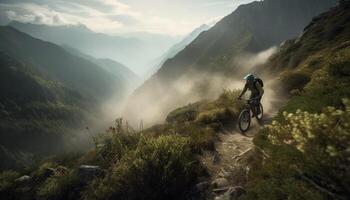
[
  {"x1": 246, "y1": 99, "x2": 350, "y2": 199},
  {"x1": 0, "y1": 170, "x2": 20, "y2": 192},
  {"x1": 83, "y1": 135, "x2": 202, "y2": 200},
  {"x1": 36, "y1": 172, "x2": 80, "y2": 200},
  {"x1": 166, "y1": 103, "x2": 200, "y2": 123}
]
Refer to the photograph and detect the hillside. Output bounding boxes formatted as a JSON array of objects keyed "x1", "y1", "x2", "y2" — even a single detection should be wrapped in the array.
[
  {"x1": 125, "y1": 0, "x2": 338, "y2": 125},
  {"x1": 0, "y1": 52, "x2": 87, "y2": 170},
  {"x1": 0, "y1": 27, "x2": 137, "y2": 170},
  {"x1": 245, "y1": 1, "x2": 350, "y2": 199},
  {"x1": 147, "y1": 24, "x2": 210, "y2": 77},
  {"x1": 0, "y1": 26, "x2": 132, "y2": 102},
  {"x1": 62, "y1": 45, "x2": 140, "y2": 91}
]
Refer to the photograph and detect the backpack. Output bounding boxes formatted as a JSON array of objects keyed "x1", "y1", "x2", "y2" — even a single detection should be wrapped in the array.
[{"x1": 254, "y1": 78, "x2": 264, "y2": 88}]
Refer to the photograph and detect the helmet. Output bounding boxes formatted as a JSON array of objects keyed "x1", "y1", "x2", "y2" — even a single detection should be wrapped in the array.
[{"x1": 243, "y1": 74, "x2": 255, "y2": 81}]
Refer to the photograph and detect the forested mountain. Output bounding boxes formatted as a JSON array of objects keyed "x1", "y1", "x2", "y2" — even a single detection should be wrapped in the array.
[
  {"x1": 0, "y1": 51, "x2": 86, "y2": 170},
  {"x1": 0, "y1": 26, "x2": 132, "y2": 102},
  {"x1": 125, "y1": 0, "x2": 338, "y2": 124},
  {"x1": 0, "y1": 27, "x2": 137, "y2": 170}
]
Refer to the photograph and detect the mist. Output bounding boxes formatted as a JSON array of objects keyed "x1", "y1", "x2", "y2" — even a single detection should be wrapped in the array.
[{"x1": 118, "y1": 46, "x2": 281, "y2": 128}]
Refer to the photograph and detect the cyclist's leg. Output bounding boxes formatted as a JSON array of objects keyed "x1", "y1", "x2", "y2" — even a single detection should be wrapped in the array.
[
  {"x1": 256, "y1": 96, "x2": 262, "y2": 114},
  {"x1": 250, "y1": 93, "x2": 258, "y2": 117}
]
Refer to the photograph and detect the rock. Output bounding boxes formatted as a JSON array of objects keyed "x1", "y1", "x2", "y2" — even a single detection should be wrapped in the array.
[
  {"x1": 196, "y1": 181, "x2": 210, "y2": 192},
  {"x1": 78, "y1": 165, "x2": 104, "y2": 183},
  {"x1": 15, "y1": 175, "x2": 31, "y2": 183},
  {"x1": 212, "y1": 178, "x2": 230, "y2": 188}
]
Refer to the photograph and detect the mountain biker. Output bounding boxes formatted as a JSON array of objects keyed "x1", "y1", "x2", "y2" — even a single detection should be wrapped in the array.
[{"x1": 238, "y1": 74, "x2": 264, "y2": 117}]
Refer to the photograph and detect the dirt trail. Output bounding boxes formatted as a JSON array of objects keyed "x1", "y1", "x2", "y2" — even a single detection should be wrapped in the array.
[
  {"x1": 200, "y1": 121, "x2": 261, "y2": 181},
  {"x1": 198, "y1": 113, "x2": 276, "y2": 199}
]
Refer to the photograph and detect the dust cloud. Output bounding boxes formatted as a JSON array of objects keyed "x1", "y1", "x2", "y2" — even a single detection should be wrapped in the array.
[{"x1": 110, "y1": 46, "x2": 282, "y2": 129}]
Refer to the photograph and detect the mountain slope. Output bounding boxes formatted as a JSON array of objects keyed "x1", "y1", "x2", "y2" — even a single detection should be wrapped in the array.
[
  {"x1": 147, "y1": 24, "x2": 210, "y2": 77},
  {"x1": 125, "y1": 0, "x2": 338, "y2": 124},
  {"x1": 246, "y1": 2, "x2": 350, "y2": 199},
  {"x1": 9, "y1": 22, "x2": 179, "y2": 74},
  {"x1": 0, "y1": 27, "x2": 138, "y2": 170},
  {"x1": 0, "y1": 52, "x2": 86, "y2": 170},
  {"x1": 156, "y1": 0, "x2": 337, "y2": 79},
  {"x1": 0, "y1": 26, "x2": 130, "y2": 102},
  {"x1": 62, "y1": 45, "x2": 140, "y2": 91}
]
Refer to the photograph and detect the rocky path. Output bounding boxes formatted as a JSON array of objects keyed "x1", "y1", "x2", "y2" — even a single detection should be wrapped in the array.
[{"x1": 198, "y1": 117, "x2": 273, "y2": 200}]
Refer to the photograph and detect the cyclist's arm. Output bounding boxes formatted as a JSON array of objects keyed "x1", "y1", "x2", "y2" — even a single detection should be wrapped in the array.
[{"x1": 239, "y1": 84, "x2": 248, "y2": 98}]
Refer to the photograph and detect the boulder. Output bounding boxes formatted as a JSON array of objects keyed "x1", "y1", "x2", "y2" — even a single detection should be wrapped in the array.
[
  {"x1": 78, "y1": 165, "x2": 104, "y2": 183},
  {"x1": 15, "y1": 175, "x2": 31, "y2": 183}
]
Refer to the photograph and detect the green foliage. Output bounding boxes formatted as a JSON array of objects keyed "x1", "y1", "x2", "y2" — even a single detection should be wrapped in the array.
[
  {"x1": 278, "y1": 46, "x2": 350, "y2": 116},
  {"x1": 196, "y1": 108, "x2": 231, "y2": 125},
  {"x1": 166, "y1": 102, "x2": 200, "y2": 123},
  {"x1": 36, "y1": 172, "x2": 80, "y2": 200},
  {"x1": 147, "y1": 89, "x2": 242, "y2": 152},
  {"x1": 246, "y1": 100, "x2": 350, "y2": 199},
  {"x1": 0, "y1": 171, "x2": 20, "y2": 192},
  {"x1": 83, "y1": 135, "x2": 201, "y2": 200}
]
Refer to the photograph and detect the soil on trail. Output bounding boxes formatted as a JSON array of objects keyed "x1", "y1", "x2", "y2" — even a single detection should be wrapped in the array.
[
  {"x1": 200, "y1": 122, "x2": 260, "y2": 184},
  {"x1": 198, "y1": 113, "x2": 276, "y2": 199}
]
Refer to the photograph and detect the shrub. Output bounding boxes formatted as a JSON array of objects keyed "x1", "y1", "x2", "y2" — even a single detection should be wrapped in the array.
[
  {"x1": 196, "y1": 108, "x2": 231, "y2": 125},
  {"x1": 0, "y1": 170, "x2": 20, "y2": 192},
  {"x1": 166, "y1": 103, "x2": 200, "y2": 123},
  {"x1": 36, "y1": 172, "x2": 80, "y2": 200},
  {"x1": 84, "y1": 135, "x2": 202, "y2": 200},
  {"x1": 246, "y1": 99, "x2": 350, "y2": 199}
]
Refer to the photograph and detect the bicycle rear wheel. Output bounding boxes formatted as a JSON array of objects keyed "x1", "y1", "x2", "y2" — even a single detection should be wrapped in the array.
[{"x1": 238, "y1": 109, "x2": 251, "y2": 133}]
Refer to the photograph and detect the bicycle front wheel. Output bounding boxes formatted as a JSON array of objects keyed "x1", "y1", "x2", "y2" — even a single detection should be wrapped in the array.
[{"x1": 238, "y1": 109, "x2": 251, "y2": 133}]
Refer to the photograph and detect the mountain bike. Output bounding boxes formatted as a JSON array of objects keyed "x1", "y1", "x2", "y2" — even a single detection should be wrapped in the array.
[{"x1": 238, "y1": 97, "x2": 263, "y2": 133}]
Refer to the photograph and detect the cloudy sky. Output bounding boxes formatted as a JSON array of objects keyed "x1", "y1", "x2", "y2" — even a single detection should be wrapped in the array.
[{"x1": 0, "y1": 0, "x2": 255, "y2": 36}]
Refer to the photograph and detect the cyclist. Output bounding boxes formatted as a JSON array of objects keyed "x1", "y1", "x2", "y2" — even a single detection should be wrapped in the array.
[{"x1": 238, "y1": 74, "x2": 264, "y2": 117}]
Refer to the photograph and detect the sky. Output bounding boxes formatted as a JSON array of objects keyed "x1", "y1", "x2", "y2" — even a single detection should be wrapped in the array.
[{"x1": 0, "y1": 0, "x2": 256, "y2": 36}]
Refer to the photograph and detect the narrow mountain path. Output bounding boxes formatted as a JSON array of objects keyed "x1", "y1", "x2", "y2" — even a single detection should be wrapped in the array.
[{"x1": 198, "y1": 113, "x2": 277, "y2": 199}]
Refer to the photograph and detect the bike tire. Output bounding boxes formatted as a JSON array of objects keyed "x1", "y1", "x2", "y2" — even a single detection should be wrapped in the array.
[
  {"x1": 238, "y1": 109, "x2": 251, "y2": 133},
  {"x1": 256, "y1": 103, "x2": 264, "y2": 120}
]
